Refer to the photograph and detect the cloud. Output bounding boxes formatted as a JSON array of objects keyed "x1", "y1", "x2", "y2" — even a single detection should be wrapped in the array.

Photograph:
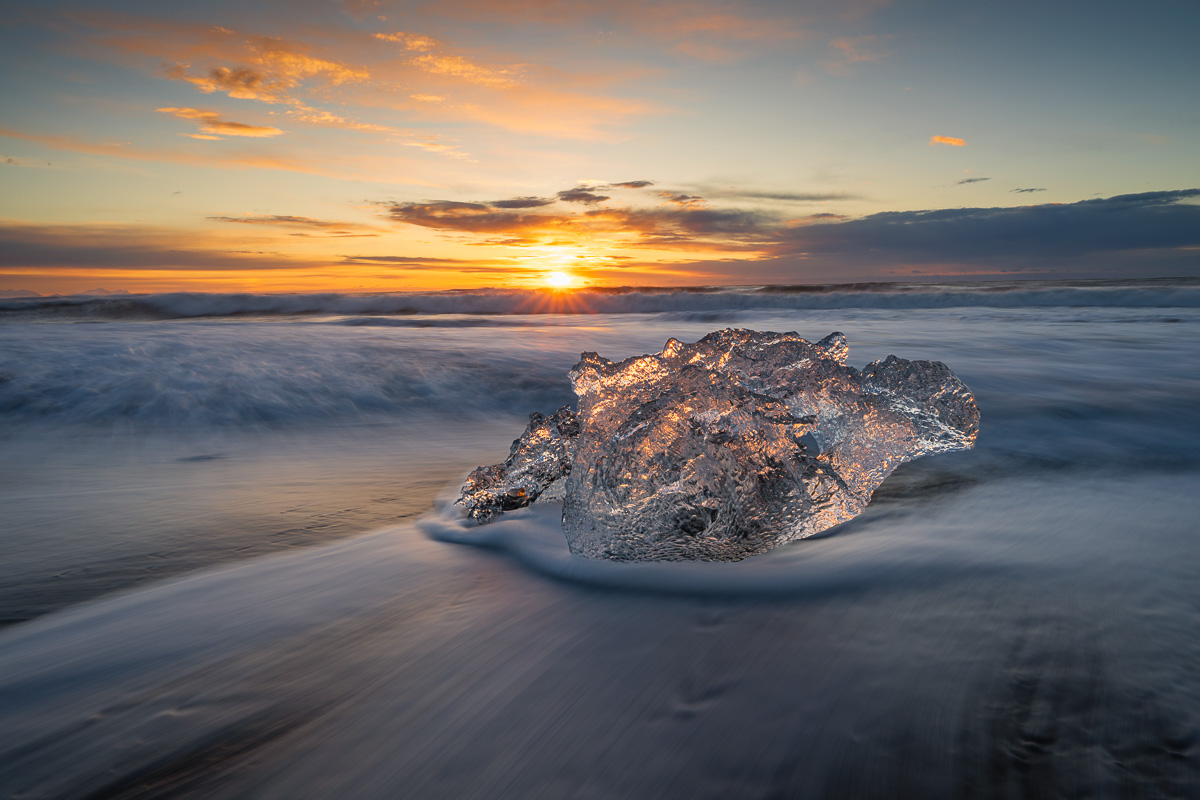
[
  {"x1": 822, "y1": 35, "x2": 890, "y2": 75},
  {"x1": 696, "y1": 188, "x2": 862, "y2": 203},
  {"x1": 10, "y1": 189, "x2": 1195, "y2": 288},
  {"x1": 556, "y1": 188, "x2": 609, "y2": 204},
  {"x1": 337, "y1": 255, "x2": 477, "y2": 264},
  {"x1": 957, "y1": 177, "x2": 990, "y2": 185},
  {"x1": 0, "y1": 221, "x2": 326, "y2": 271},
  {"x1": 373, "y1": 32, "x2": 439, "y2": 51},
  {"x1": 157, "y1": 107, "x2": 284, "y2": 138},
  {"x1": 0, "y1": 126, "x2": 451, "y2": 185},
  {"x1": 673, "y1": 40, "x2": 741, "y2": 63},
  {"x1": 611, "y1": 180, "x2": 655, "y2": 189},
  {"x1": 0, "y1": 220, "x2": 526, "y2": 290},
  {"x1": 63, "y1": 11, "x2": 654, "y2": 141},
  {"x1": 407, "y1": 52, "x2": 523, "y2": 88},
  {"x1": 381, "y1": 187, "x2": 1200, "y2": 279},
  {"x1": 489, "y1": 196, "x2": 556, "y2": 209},
  {"x1": 402, "y1": 0, "x2": 805, "y2": 45},
  {"x1": 169, "y1": 62, "x2": 463, "y2": 148},
  {"x1": 593, "y1": 206, "x2": 772, "y2": 245},
  {"x1": 653, "y1": 7, "x2": 809, "y2": 63},
  {"x1": 166, "y1": 59, "x2": 367, "y2": 107},
  {"x1": 162, "y1": 34, "x2": 369, "y2": 104},
  {"x1": 1012, "y1": 187, "x2": 1047, "y2": 193},
  {"x1": 382, "y1": 201, "x2": 534, "y2": 235},
  {"x1": 770, "y1": 189, "x2": 1200, "y2": 262},
  {"x1": 208, "y1": 214, "x2": 346, "y2": 227},
  {"x1": 379, "y1": 186, "x2": 780, "y2": 253},
  {"x1": 206, "y1": 215, "x2": 381, "y2": 237},
  {"x1": 337, "y1": 255, "x2": 512, "y2": 273},
  {"x1": 2, "y1": 155, "x2": 54, "y2": 168},
  {"x1": 374, "y1": 29, "x2": 522, "y2": 86},
  {"x1": 787, "y1": 212, "x2": 848, "y2": 226},
  {"x1": 659, "y1": 192, "x2": 705, "y2": 208},
  {"x1": 930, "y1": 135, "x2": 967, "y2": 147},
  {"x1": 16, "y1": 8, "x2": 662, "y2": 151}
]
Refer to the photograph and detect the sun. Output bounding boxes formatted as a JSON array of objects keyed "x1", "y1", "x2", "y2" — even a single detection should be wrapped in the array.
[{"x1": 544, "y1": 271, "x2": 575, "y2": 289}]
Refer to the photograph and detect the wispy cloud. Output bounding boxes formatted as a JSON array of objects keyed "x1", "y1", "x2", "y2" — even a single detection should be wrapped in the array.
[
  {"x1": 930, "y1": 135, "x2": 967, "y2": 147},
  {"x1": 0, "y1": 126, "x2": 447, "y2": 185},
  {"x1": 694, "y1": 188, "x2": 862, "y2": 203},
  {"x1": 206, "y1": 215, "x2": 381, "y2": 237},
  {"x1": 157, "y1": 107, "x2": 283, "y2": 138},
  {"x1": 957, "y1": 177, "x2": 990, "y2": 185},
  {"x1": 0, "y1": 221, "x2": 325, "y2": 271},
  {"x1": 2, "y1": 155, "x2": 54, "y2": 168},
  {"x1": 822, "y1": 35, "x2": 890, "y2": 75},
  {"x1": 1012, "y1": 187, "x2": 1047, "y2": 193},
  {"x1": 337, "y1": 254, "x2": 513, "y2": 273},
  {"x1": 372, "y1": 32, "x2": 439, "y2": 51},
  {"x1": 409, "y1": 53, "x2": 523, "y2": 89},
  {"x1": 402, "y1": 0, "x2": 806, "y2": 51},
  {"x1": 375, "y1": 29, "x2": 526, "y2": 87},
  {"x1": 659, "y1": 192, "x2": 705, "y2": 208},
  {"x1": 55, "y1": 10, "x2": 654, "y2": 142}
]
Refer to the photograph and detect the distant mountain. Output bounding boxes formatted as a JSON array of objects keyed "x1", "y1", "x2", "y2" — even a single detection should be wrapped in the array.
[
  {"x1": 74, "y1": 288, "x2": 132, "y2": 296},
  {"x1": 0, "y1": 289, "x2": 42, "y2": 298}
]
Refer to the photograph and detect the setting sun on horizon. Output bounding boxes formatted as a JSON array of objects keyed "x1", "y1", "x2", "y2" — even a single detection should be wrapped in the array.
[{"x1": 544, "y1": 271, "x2": 576, "y2": 289}]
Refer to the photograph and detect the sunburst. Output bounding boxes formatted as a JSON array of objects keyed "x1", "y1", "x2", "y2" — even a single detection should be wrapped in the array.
[{"x1": 545, "y1": 271, "x2": 574, "y2": 289}]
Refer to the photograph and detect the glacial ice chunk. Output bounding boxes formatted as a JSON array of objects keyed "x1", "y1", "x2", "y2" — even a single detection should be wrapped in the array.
[
  {"x1": 562, "y1": 329, "x2": 978, "y2": 561},
  {"x1": 457, "y1": 406, "x2": 578, "y2": 522},
  {"x1": 457, "y1": 329, "x2": 978, "y2": 562}
]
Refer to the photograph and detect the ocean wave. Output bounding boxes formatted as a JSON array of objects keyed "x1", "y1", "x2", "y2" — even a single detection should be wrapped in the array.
[
  {"x1": 0, "y1": 325, "x2": 576, "y2": 427},
  {"x1": 2, "y1": 279, "x2": 1199, "y2": 321},
  {"x1": 2, "y1": 300, "x2": 1198, "y2": 452}
]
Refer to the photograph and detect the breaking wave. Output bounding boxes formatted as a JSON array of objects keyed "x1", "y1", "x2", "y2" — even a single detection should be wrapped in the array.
[
  {"x1": 0, "y1": 324, "x2": 575, "y2": 427},
  {"x1": 2, "y1": 278, "x2": 1198, "y2": 321}
]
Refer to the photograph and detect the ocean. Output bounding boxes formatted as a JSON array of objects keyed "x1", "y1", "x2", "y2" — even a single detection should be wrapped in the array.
[{"x1": 1, "y1": 278, "x2": 1198, "y2": 797}]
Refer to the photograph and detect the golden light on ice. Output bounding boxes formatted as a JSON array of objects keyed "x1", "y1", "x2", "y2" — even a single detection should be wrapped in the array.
[{"x1": 545, "y1": 271, "x2": 574, "y2": 288}]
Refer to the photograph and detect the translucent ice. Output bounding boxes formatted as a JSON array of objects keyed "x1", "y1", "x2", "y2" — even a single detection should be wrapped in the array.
[
  {"x1": 563, "y1": 329, "x2": 978, "y2": 561},
  {"x1": 458, "y1": 406, "x2": 578, "y2": 522},
  {"x1": 458, "y1": 329, "x2": 978, "y2": 561}
]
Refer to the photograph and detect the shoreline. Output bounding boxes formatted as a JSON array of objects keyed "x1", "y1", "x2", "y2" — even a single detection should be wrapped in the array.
[{"x1": 0, "y1": 420, "x2": 521, "y2": 629}]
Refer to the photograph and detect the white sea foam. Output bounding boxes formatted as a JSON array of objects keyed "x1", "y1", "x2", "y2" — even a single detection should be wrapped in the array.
[{"x1": 2, "y1": 279, "x2": 1198, "y2": 321}]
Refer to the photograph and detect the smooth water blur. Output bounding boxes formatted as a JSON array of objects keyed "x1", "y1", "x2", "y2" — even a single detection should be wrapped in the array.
[
  {"x1": 1, "y1": 288, "x2": 1198, "y2": 797},
  {"x1": 0, "y1": 422, "x2": 522, "y2": 626},
  {"x1": 2, "y1": 305, "x2": 1199, "y2": 617}
]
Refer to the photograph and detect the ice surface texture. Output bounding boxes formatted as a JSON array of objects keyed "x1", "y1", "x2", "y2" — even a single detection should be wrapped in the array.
[
  {"x1": 459, "y1": 329, "x2": 978, "y2": 560},
  {"x1": 458, "y1": 406, "x2": 578, "y2": 523}
]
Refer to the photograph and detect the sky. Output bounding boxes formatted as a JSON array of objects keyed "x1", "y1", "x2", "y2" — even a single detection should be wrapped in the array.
[{"x1": 1, "y1": 0, "x2": 1198, "y2": 294}]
